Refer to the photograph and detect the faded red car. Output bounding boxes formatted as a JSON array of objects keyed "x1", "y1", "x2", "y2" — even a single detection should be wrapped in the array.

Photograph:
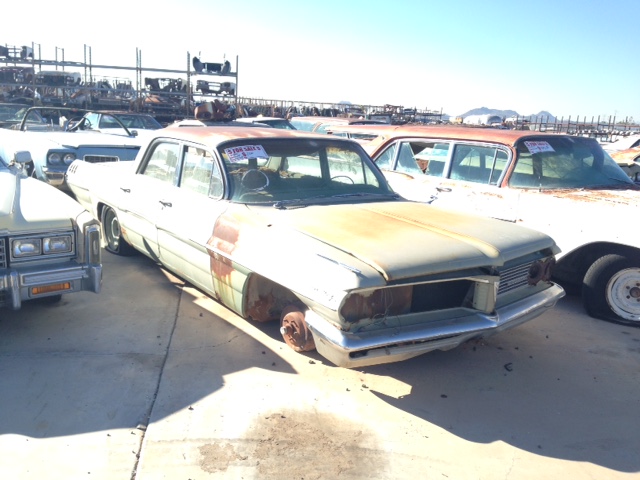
[{"x1": 339, "y1": 124, "x2": 640, "y2": 327}]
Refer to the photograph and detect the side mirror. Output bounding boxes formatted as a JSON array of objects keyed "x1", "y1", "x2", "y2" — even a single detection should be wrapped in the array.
[{"x1": 12, "y1": 151, "x2": 32, "y2": 164}]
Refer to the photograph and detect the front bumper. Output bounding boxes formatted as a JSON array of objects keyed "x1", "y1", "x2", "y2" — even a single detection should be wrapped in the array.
[
  {"x1": 0, "y1": 261, "x2": 102, "y2": 309},
  {"x1": 306, "y1": 283, "x2": 565, "y2": 368},
  {"x1": 42, "y1": 167, "x2": 67, "y2": 188}
]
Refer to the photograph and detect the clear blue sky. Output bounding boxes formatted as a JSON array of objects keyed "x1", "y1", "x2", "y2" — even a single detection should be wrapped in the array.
[{"x1": 4, "y1": 0, "x2": 639, "y2": 121}]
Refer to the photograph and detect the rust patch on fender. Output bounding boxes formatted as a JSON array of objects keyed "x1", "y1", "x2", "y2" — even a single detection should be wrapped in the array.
[{"x1": 208, "y1": 215, "x2": 240, "y2": 279}]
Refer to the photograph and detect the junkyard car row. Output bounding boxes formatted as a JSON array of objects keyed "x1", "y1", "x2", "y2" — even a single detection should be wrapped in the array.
[
  {"x1": 6, "y1": 107, "x2": 149, "y2": 190},
  {"x1": 1, "y1": 108, "x2": 639, "y2": 368}
]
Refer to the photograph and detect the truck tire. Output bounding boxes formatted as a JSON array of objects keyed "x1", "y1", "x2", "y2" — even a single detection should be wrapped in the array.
[{"x1": 582, "y1": 254, "x2": 640, "y2": 327}]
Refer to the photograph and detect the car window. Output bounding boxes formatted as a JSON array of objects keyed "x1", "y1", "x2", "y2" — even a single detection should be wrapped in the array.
[
  {"x1": 510, "y1": 137, "x2": 632, "y2": 189},
  {"x1": 116, "y1": 116, "x2": 137, "y2": 128},
  {"x1": 450, "y1": 144, "x2": 508, "y2": 184},
  {"x1": 414, "y1": 143, "x2": 450, "y2": 177},
  {"x1": 396, "y1": 142, "x2": 423, "y2": 174},
  {"x1": 315, "y1": 123, "x2": 338, "y2": 134},
  {"x1": 377, "y1": 141, "x2": 450, "y2": 178},
  {"x1": 141, "y1": 142, "x2": 180, "y2": 185},
  {"x1": 99, "y1": 115, "x2": 121, "y2": 129},
  {"x1": 84, "y1": 113, "x2": 100, "y2": 129},
  {"x1": 374, "y1": 144, "x2": 397, "y2": 170},
  {"x1": 219, "y1": 138, "x2": 388, "y2": 203},
  {"x1": 140, "y1": 116, "x2": 162, "y2": 129},
  {"x1": 289, "y1": 119, "x2": 317, "y2": 131},
  {"x1": 180, "y1": 146, "x2": 223, "y2": 197}
]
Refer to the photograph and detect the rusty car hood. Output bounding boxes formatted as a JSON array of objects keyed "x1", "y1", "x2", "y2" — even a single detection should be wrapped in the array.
[
  {"x1": 0, "y1": 170, "x2": 83, "y2": 232},
  {"x1": 247, "y1": 201, "x2": 556, "y2": 282}
]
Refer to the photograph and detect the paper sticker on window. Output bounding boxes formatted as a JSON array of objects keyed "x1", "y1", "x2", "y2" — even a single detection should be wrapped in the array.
[
  {"x1": 524, "y1": 141, "x2": 555, "y2": 154},
  {"x1": 224, "y1": 145, "x2": 268, "y2": 163}
]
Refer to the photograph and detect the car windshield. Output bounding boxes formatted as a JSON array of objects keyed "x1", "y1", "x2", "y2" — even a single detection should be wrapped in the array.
[
  {"x1": 113, "y1": 114, "x2": 162, "y2": 130},
  {"x1": 258, "y1": 119, "x2": 295, "y2": 130},
  {"x1": 218, "y1": 138, "x2": 394, "y2": 205},
  {"x1": 511, "y1": 136, "x2": 633, "y2": 189},
  {"x1": 0, "y1": 104, "x2": 45, "y2": 127}
]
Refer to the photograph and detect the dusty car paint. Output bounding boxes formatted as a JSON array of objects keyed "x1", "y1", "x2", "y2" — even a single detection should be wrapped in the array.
[
  {"x1": 353, "y1": 124, "x2": 640, "y2": 326},
  {"x1": 65, "y1": 125, "x2": 564, "y2": 367}
]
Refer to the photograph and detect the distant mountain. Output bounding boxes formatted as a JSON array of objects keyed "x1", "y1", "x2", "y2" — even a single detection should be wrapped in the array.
[{"x1": 459, "y1": 107, "x2": 555, "y2": 121}]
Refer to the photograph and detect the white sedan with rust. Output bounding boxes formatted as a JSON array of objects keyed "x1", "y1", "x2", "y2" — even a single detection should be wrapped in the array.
[{"x1": 65, "y1": 125, "x2": 564, "y2": 368}]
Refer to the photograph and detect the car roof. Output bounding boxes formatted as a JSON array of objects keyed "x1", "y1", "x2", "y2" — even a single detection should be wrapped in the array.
[
  {"x1": 236, "y1": 116, "x2": 285, "y2": 122},
  {"x1": 330, "y1": 124, "x2": 572, "y2": 148},
  {"x1": 159, "y1": 124, "x2": 350, "y2": 144},
  {"x1": 291, "y1": 116, "x2": 383, "y2": 124}
]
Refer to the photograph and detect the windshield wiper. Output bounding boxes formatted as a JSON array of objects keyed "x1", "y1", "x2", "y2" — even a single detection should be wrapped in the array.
[
  {"x1": 330, "y1": 192, "x2": 400, "y2": 199},
  {"x1": 273, "y1": 195, "x2": 331, "y2": 209},
  {"x1": 273, "y1": 192, "x2": 399, "y2": 209}
]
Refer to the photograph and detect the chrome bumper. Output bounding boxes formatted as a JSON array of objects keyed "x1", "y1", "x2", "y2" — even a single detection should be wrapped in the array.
[
  {"x1": 306, "y1": 283, "x2": 565, "y2": 368},
  {"x1": 0, "y1": 262, "x2": 102, "y2": 310},
  {"x1": 42, "y1": 167, "x2": 67, "y2": 188}
]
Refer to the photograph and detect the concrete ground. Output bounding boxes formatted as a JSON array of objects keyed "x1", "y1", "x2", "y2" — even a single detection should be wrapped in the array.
[{"x1": 1, "y1": 251, "x2": 638, "y2": 480}]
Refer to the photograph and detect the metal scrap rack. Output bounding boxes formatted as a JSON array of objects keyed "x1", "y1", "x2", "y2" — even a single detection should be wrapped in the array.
[
  {"x1": 1, "y1": 41, "x2": 445, "y2": 124},
  {"x1": 0, "y1": 43, "x2": 239, "y2": 124}
]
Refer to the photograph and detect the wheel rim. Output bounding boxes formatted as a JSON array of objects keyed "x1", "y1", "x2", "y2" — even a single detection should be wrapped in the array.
[
  {"x1": 606, "y1": 267, "x2": 640, "y2": 322},
  {"x1": 104, "y1": 209, "x2": 121, "y2": 251}
]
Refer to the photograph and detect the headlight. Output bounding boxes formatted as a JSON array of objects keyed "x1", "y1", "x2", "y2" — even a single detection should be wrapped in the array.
[
  {"x1": 43, "y1": 235, "x2": 73, "y2": 254},
  {"x1": 12, "y1": 238, "x2": 42, "y2": 257},
  {"x1": 48, "y1": 152, "x2": 62, "y2": 165},
  {"x1": 63, "y1": 153, "x2": 76, "y2": 165}
]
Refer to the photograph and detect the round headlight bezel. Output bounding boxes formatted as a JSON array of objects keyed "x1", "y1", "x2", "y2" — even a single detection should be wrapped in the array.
[{"x1": 48, "y1": 152, "x2": 62, "y2": 165}]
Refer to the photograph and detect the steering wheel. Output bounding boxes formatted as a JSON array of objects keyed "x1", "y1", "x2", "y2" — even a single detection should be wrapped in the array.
[
  {"x1": 64, "y1": 117, "x2": 86, "y2": 132},
  {"x1": 241, "y1": 169, "x2": 270, "y2": 191},
  {"x1": 331, "y1": 175, "x2": 355, "y2": 184}
]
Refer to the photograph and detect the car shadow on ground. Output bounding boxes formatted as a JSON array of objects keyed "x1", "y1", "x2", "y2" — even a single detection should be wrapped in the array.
[
  {"x1": 358, "y1": 295, "x2": 640, "y2": 473},
  {"x1": 0, "y1": 252, "x2": 296, "y2": 440}
]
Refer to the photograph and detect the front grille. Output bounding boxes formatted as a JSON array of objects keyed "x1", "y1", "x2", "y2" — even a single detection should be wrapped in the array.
[
  {"x1": 83, "y1": 155, "x2": 119, "y2": 163},
  {"x1": 0, "y1": 238, "x2": 6, "y2": 268},
  {"x1": 412, "y1": 280, "x2": 473, "y2": 311},
  {"x1": 498, "y1": 261, "x2": 533, "y2": 296}
]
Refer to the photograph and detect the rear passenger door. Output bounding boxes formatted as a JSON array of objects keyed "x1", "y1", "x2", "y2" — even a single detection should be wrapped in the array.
[{"x1": 432, "y1": 142, "x2": 519, "y2": 223}]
